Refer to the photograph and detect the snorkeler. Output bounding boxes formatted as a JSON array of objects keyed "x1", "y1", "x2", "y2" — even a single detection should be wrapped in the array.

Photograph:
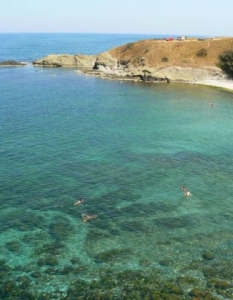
[
  {"x1": 181, "y1": 186, "x2": 186, "y2": 191},
  {"x1": 74, "y1": 199, "x2": 85, "y2": 206}
]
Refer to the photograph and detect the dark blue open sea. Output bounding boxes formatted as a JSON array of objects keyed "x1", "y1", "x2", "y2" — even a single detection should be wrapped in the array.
[{"x1": 1, "y1": 33, "x2": 233, "y2": 299}]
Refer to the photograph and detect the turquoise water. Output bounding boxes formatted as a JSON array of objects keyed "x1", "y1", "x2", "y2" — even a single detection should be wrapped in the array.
[{"x1": 1, "y1": 34, "x2": 233, "y2": 299}]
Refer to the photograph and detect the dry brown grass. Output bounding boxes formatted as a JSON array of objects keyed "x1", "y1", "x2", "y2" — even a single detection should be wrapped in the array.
[{"x1": 109, "y1": 37, "x2": 233, "y2": 68}]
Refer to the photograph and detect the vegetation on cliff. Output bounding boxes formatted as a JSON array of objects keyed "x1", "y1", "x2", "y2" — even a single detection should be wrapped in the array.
[{"x1": 219, "y1": 50, "x2": 233, "y2": 77}]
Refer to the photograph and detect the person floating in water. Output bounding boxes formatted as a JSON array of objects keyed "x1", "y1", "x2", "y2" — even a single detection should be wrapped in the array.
[
  {"x1": 82, "y1": 213, "x2": 98, "y2": 223},
  {"x1": 181, "y1": 186, "x2": 192, "y2": 197},
  {"x1": 185, "y1": 190, "x2": 192, "y2": 197},
  {"x1": 74, "y1": 199, "x2": 84, "y2": 206}
]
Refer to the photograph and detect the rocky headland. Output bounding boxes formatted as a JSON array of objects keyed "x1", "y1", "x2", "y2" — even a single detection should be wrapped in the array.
[{"x1": 32, "y1": 37, "x2": 233, "y2": 89}]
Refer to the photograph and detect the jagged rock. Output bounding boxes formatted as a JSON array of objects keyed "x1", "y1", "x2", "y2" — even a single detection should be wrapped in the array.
[{"x1": 94, "y1": 52, "x2": 117, "y2": 71}]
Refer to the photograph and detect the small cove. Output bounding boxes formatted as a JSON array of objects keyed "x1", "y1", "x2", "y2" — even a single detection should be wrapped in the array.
[{"x1": 1, "y1": 34, "x2": 233, "y2": 299}]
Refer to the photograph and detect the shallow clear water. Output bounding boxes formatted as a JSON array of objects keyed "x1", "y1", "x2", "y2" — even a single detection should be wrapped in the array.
[{"x1": 1, "y1": 34, "x2": 233, "y2": 299}]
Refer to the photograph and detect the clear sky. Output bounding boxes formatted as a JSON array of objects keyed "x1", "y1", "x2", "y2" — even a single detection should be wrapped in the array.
[{"x1": 0, "y1": 0, "x2": 232, "y2": 36}]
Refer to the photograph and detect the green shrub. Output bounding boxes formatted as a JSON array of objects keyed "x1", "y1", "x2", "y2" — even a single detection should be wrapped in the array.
[
  {"x1": 196, "y1": 48, "x2": 208, "y2": 57},
  {"x1": 219, "y1": 50, "x2": 233, "y2": 77},
  {"x1": 125, "y1": 42, "x2": 135, "y2": 50},
  {"x1": 162, "y1": 57, "x2": 169, "y2": 62}
]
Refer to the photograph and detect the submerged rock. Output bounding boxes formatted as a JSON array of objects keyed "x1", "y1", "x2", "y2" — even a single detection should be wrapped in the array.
[
  {"x1": 70, "y1": 257, "x2": 80, "y2": 265},
  {"x1": 37, "y1": 256, "x2": 59, "y2": 267},
  {"x1": 5, "y1": 240, "x2": 21, "y2": 252},
  {"x1": 202, "y1": 251, "x2": 215, "y2": 260}
]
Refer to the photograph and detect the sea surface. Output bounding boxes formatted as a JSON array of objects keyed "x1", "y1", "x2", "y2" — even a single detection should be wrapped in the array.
[{"x1": 1, "y1": 33, "x2": 233, "y2": 299}]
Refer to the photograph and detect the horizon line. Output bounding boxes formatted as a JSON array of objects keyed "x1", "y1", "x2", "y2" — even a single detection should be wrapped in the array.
[{"x1": 0, "y1": 31, "x2": 222, "y2": 37}]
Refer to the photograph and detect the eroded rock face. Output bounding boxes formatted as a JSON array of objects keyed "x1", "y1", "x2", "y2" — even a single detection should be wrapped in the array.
[
  {"x1": 33, "y1": 54, "x2": 97, "y2": 68},
  {"x1": 93, "y1": 52, "x2": 117, "y2": 71},
  {"x1": 85, "y1": 64, "x2": 225, "y2": 83},
  {"x1": 32, "y1": 52, "x2": 225, "y2": 83},
  {"x1": 75, "y1": 54, "x2": 97, "y2": 68},
  {"x1": 144, "y1": 66, "x2": 225, "y2": 82}
]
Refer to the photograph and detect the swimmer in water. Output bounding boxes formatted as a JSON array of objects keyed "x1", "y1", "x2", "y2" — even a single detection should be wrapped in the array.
[
  {"x1": 185, "y1": 190, "x2": 192, "y2": 197},
  {"x1": 181, "y1": 186, "x2": 186, "y2": 191},
  {"x1": 82, "y1": 214, "x2": 98, "y2": 223},
  {"x1": 74, "y1": 199, "x2": 84, "y2": 206}
]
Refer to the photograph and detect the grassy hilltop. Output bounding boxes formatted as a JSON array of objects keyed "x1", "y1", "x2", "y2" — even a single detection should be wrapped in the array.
[{"x1": 109, "y1": 37, "x2": 233, "y2": 69}]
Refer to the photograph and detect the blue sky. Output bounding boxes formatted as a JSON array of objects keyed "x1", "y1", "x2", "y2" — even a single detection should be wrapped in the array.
[{"x1": 0, "y1": 0, "x2": 232, "y2": 36}]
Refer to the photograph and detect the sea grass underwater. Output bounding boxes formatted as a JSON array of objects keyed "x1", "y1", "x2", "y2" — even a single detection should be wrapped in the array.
[{"x1": 1, "y1": 33, "x2": 233, "y2": 299}]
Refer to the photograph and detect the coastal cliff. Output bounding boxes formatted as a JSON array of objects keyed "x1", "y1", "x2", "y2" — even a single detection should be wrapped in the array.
[{"x1": 32, "y1": 37, "x2": 233, "y2": 83}]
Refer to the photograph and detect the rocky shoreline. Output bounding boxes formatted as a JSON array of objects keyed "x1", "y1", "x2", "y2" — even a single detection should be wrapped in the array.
[
  {"x1": 2, "y1": 37, "x2": 233, "y2": 91},
  {"x1": 32, "y1": 52, "x2": 233, "y2": 92},
  {"x1": 32, "y1": 53, "x2": 225, "y2": 82}
]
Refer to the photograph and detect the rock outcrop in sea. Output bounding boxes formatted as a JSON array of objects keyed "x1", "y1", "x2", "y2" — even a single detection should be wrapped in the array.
[
  {"x1": 32, "y1": 53, "x2": 225, "y2": 83},
  {"x1": 33, "y1": 54, "x2": 96, "y2": 68},
  {"x1": 33, "y1": 38, "x2": 233, "y2": 83},
  {"x1": 0, "y1": 60, "x2": 27, "y2": 66}
]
